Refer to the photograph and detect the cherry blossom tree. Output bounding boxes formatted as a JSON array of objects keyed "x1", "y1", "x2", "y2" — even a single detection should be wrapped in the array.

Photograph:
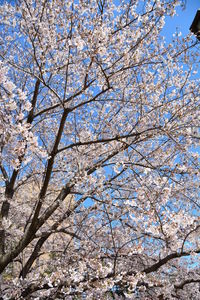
[{"x1": 0, "y1": 0, "x2": 199, "y2": 299}]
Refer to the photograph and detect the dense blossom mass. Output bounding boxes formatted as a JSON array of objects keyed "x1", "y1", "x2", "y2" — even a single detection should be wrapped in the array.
[{"x1": 0, "y1": 0, "x2": 199, "y2": 299}]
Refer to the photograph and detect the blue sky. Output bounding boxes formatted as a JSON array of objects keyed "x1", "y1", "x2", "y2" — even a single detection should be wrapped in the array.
[{"x1": 163, "y1": 0, "x2": 200, "y2": 40}]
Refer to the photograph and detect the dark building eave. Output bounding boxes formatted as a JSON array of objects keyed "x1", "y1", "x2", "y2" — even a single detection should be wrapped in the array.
[{"x1": 190, "y1": 9, "x2": 200, "y2": 33}]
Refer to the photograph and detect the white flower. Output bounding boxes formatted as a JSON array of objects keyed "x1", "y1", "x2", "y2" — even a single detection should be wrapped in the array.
[
  {"x1": 24, "y1": 101, "x2": 32, "y2": 111},
  {"x1": 2, "y1": 218, "x2": 12, "y2": 230},
  {"x1": 4, "y1": 81, "x2": 16, "y2": 93}
]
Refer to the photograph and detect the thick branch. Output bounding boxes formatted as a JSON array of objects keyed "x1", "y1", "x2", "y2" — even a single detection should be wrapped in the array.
[{"x1": 142, "y1": 249, "x2": 200, "y2": 274}]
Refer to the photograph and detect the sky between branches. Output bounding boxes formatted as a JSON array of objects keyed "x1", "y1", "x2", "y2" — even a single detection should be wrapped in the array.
[{"x1": 163, "y1": 0, "x2": 200, "y2": 40}]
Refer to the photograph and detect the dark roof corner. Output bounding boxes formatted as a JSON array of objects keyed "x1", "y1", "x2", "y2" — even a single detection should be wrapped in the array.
[{"x1": 190, "y1": 9, "x2": 200, "y2": 40}]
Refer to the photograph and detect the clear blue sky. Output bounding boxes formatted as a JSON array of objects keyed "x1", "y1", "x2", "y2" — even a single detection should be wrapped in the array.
[{"x1": 163, "y1": 0, "x2": 200, "y2": 40}]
